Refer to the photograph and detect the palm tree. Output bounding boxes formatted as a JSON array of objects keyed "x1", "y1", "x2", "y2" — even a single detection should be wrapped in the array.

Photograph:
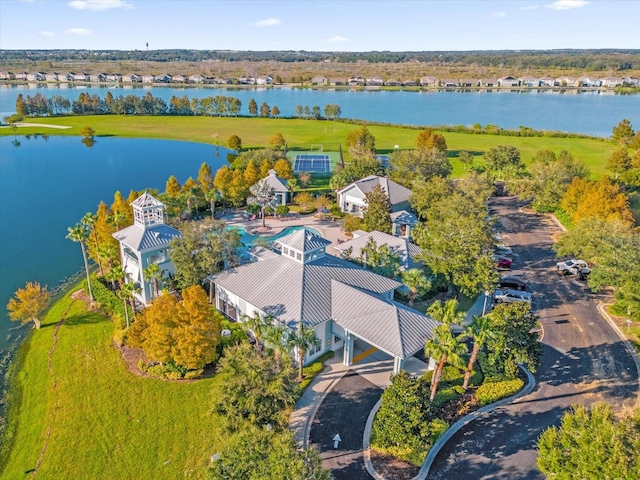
[
  {"x1": 66, "y1": 223, "x2": 94, "y2": 301},
  {"x1": 107, "y1": 210, "x2": 127, "y2": 230},
  {"x1": 247, "y1": 179, "x2": 276, "y2": 229},
  {"x1": 262, "y1": 322, "x2": 290, "y2": 366},
  {"x1": 105, "y1": 264, "x2": 125, "y2": 290},
  {"x1": 98, "y1": 243, "x2": 119, "y2": 270},
  {"x1": 143, "y1": 263, "x2": 163, "y2": 299},
  {"x1": 401, "y1": 268, "x2": 431, "y2": 306},
  {"x1": 288, "y1": 322, "x2": 320, "y2": 382},
  {"x1": 459, "y1": 315, "x2": 499, "y2": 390},
  {"x1": 204, "y1": 188, "x2": 220, "y2": 219},
  {"x1": 117, "y1": 282, "x2": 140, "y2": 328},
  {"x1": 81, "y1": 212, "x2": 103, "y2": 276},
  {"x1": 425, "y1": 324, "x2": 467, "y2": 402},
  {"x1": 427, "y1": 298, "x2": 465, "y2": 327},
  {"x1": 241, "y1": 312, "x2": 272, "y2": 352}
]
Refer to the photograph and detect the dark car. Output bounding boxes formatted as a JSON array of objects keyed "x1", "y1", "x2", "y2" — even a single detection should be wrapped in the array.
[{"x1": 499, "y1": 275, "x2": 528, "y2": 291}]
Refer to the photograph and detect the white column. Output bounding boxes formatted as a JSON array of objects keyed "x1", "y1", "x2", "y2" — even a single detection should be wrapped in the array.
[
  {"x1": 393, "y1": 356, "x2": 404, "y2": 374},
  {"x1": 343, "y1": 331, "x2": 354, "y2": 368}
]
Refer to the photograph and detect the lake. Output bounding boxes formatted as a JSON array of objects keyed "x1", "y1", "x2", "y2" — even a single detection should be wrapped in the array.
[
  {"x1": 0, "y1": 135, "x2": 230, "y2": 358},
  {"x1": 1, "y1": 84, "x2": 640, "y2": 137}
]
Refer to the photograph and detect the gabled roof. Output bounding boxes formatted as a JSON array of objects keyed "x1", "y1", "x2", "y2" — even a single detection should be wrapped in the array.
[
  {"x1": 334, "y1": 230, "x2": 422, "y2": 269},
  {"x1": 390, "y1": 210, "x2": 418, "y2": 226},
  {"x1": 113, "y1": 224, "x2": 181, "y2": 252},
  {"x1": 260, "y1": 169, "x2": 289, "y2": 192},
  {"x1": 331, "y1": 281, "x2": 438, "y2": 358},
  {"x1": 275, "y1": 229, "x2": 332, "y2": 253},
  {"x1": 131, "y1": 192, "x2": 162, "y2": 208},
  {"x1": 214, "y1": 250, "x2": 401, "y2": 328},
  {"x1": 338, "y1": 175, "x2": 411, "y2": 207}
]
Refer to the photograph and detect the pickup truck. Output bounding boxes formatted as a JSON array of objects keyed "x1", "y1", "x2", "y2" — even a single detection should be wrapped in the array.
[{"x1": 556, "y1": 259, "x2": 591, "y2": 278}]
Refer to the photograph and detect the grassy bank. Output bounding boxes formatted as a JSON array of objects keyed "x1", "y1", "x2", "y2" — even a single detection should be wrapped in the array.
[
  {"x1": 1, "y1": 286, "x2": 224, "y2": 479},
  {"x1": 1, "y1": 116, "x2": 617, "y2": 177}
]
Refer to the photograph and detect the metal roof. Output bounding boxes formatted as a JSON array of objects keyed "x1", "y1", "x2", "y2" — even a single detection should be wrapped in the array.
[
  {"x1": 112, "y1": 223, "x2": 181, "y2": 252},
  {"x1": 261, "y1": 170, "x2": 289, "y2": 192},
  {"x1": 390, "y1": 210, "x2": 418, "y2": 226},
  {"x1": 338, "y1": 175, "x2": 412, "y2": 207},
  {"x1": 334, "y1": 230, "x2": 422, "y2": 269},
  {"x1": 275, "y1": 229, "x2": 332, "y2": 253},
  {"x1": 214, "y1": 250, "x2": 401, "y2": 328},
  {"x1": 331, "y1": 281, "x2": 439, "y2": 359}
]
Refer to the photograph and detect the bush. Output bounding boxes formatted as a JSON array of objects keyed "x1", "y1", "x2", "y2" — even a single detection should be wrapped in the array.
[
  {"x1": 298, "y1": 350, "x2": 334, "y2": 393},
  {"x1": 342, "y1": 214, "x2": 362, "y2": 233},
  {"x1": 275, "y1": 205, "x2": 289, "y2": 215},
  {"x1": 476, "y1": 378, "x2": 524, "y2": 406},
  {"x1": 432, "y1": 385, "x2": 464, "y2": 407},
  {"x1": 113, "y1": 327, "x2": 126, "y2": 348},
  {"x1": 477, "y1": 351, "x2": 508, "y2": 382},
  {"x1": 183, "y1": 369, "x2": 204, "y2": 379},
  {"x1": 86, "y1": 276, "x2": 127, "y2": 320}
]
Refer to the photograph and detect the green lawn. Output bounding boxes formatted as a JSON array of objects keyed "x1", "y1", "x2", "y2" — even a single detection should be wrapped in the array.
[
  {"x1": 1, "y1": 287, "x2": 223, "y2": 480},
  {"x1": 1, "y1": 115, "x2": 617, "y2": 178}
]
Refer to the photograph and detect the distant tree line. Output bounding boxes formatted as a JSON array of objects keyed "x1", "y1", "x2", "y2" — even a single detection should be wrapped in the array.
[{"x1": 2, "y1": 49, "x2": 639, "y2": 70}]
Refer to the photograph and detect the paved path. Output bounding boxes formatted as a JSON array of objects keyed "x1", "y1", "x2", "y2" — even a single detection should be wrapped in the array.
[
  {"x1": 310, "y1": 370, "x2": 381, "y2": 480},
  {"x1": 427, "y1": 197, "x2": 639, "y2": 479}
]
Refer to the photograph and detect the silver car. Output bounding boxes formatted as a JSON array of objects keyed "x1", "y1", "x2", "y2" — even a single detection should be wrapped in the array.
[{"x1": 493, "y1": 289, "x2": 532, "y2": 304}]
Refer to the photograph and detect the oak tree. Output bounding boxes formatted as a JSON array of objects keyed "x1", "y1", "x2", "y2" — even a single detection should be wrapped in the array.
[{"x1": 7, "y1": 282, "x2": 51, "y2": 330}]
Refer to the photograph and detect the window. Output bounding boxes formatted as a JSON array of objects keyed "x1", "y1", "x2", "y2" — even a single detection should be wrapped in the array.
[{"x1": 308, "y1": 340, "x2": 322, "y2": 357}]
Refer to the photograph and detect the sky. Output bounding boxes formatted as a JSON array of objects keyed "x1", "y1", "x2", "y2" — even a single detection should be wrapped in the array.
[{"x1": 0, "y1": 0, "x2": 639, "y2": 51}]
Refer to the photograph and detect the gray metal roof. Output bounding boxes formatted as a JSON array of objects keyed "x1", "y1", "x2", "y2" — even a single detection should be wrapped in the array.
[
  {"x1": 275, "y1": 229, "x2": 332, "y2": 253},
  {"x1": 390, "y1": 210, "x2": 418, "y2": 226},
  {"x1": 331, "y1": 281, "x2": 439, "y2": 358},
  {"x1": 339, "y1": 175, "x2": 412, "y2": 207},
  {"x1": 334, "y1": 230, "x2": 422, "y2": 269},
  {"x1": 214, "y1": 250, "x2": 401, "y2": 328},
  {"x1": 112, "y1": 223, "x2": 181, "y2": 252},
  {"x1": 261, "y1": 170, "x2": 289, "y2": 192}
]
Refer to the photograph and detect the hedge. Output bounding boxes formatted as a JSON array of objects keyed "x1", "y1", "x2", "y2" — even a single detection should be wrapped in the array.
[
  {"x1": 297, "y1": 350, "x2": 335, "y2": 393},
  {"x1": 84, "y1": 275, "x2": 129, "y2": 322},
  {"x1": 475, "y1": 378, "x2": 524, "y2": 406}
]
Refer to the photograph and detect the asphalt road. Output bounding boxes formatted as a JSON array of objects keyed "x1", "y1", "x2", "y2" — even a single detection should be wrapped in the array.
[
  {"x1": 428, "y1": 196, "x2": 638, "y2": 479},
  {"x1": 310, "y1": 371, "x2": 382, "y2": 480}
]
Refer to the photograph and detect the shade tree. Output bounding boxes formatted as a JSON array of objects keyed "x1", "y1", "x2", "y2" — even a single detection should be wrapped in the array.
[
  {"x1": 414, "y1": 127, "x2": 447, "y2": 152},
  {"x1": 388, "y1": 148, "x2": 452, "y2": 188},
  {"x1": 7, "y1": 282, "x2": 51, "y2": 330},
  {"x1": 361, "y1": 184, "x2": 392, "y2": 233},
  {"x1": 345, "y1": 125, "x2": 376, "y2": 158}
]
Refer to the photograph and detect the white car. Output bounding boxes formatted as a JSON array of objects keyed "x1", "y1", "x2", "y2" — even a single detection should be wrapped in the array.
[
  {"x1": 493, "y1": 289, "x2": 532, "y2": 304},
  {"x1": 556, "y1": 259, "x2": 590, "y2": 276},
  {"x1": 495, "y1": 244, "x2": 513, "y2": 256}
]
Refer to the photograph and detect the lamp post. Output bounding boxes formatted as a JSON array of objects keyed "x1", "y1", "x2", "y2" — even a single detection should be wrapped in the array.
[{"x1": 482, "y1": 290, "x2": 492, "y2": 316}]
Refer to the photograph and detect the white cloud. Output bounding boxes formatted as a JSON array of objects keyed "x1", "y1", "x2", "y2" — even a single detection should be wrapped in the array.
[
  {"x1": 40, "y1": 31, "x2": 55, "y2": 37},
  {"x1": 68, "y1": 0, "x2": 133, "y2": 11},
  {"x1": 492, "y1": 11, "x2": 507, "y2": 17},
  {"x1": 520, "y1": 5, "x2": 539, "y2": 10},
  {"x1": 325, "y1": 35, "x2": 347, "y2": 43},
  {"x1": 547, "y1": 0, "x2": 589, "y2": 10},
  {"x1": 250, "y1": 18, "x2": 281, "y2": 27},
  {"x1": 65, "y1": 28, "x2": 92, "y2": 35}
]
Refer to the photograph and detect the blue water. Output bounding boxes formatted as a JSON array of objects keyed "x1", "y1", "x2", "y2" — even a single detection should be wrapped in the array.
[
  {"x1": 2, "y1": 84, "x2": 639, "y2": 137},
  {"x1": 0, "y1": 135, "x2": 230, "y2": 354},
  {"x1": 230, "y1": 225, "x2": 322, "y2": 247}
]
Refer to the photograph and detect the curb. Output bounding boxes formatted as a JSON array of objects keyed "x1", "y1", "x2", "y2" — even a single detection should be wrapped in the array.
[
  {"x1": 596, "y1": 303, "x2": 640, "y2": 406},
  {"x1": 547, "y1": 213, "x2": 568, "y2": 233},
  {"x1": 363, "y1": 365, "x2": 536, "y2": 480}
]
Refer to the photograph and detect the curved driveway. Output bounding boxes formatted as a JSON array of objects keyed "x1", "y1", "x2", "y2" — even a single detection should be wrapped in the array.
[{"x1": 427, "y1": 197, "x2": 638, "y2": 479}]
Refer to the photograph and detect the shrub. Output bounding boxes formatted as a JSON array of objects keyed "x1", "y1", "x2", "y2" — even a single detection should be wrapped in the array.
[
  {"x1": 342, "y1": 214, "x2": 362, "y2": 233},
  {"x1": 183, "y1": 369, "x2": 204, "y2": 379},
  {"x1": 113, "y1": 327, "x2": 126, "y2": 348},
  {"x1": 298, "y1": 350, "x2": 334, "y2": 393},
  {"x1": 86, "y1": 276, "x2": 127, "y2": 320},
  {"x1": 477, "y1": 351, "x2": 508, "y2": 382},
  {"x1": 432, "y1": 385, "x2": 464, "y2": 408},
  {"x1": 475, "y1": 379, "x2": 524, "y2": 406},
  {"x1": 275, "y1": 205, "x2": 289, "y2": 215}
]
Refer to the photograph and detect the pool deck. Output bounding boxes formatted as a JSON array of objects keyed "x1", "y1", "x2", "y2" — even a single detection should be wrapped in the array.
[{"x1": 221, "y1": 210, "x2": 348, "y2": 255}]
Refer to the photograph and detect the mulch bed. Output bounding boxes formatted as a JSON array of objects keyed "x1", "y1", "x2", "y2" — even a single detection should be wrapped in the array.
[{"x1": 370, "y1": 450, "x2": 420, "y2": 480}]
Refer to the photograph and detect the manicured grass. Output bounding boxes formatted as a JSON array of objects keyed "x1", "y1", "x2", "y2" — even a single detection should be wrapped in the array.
[
  {"x1": 1, "y1": 116, "x2": 617, "y2": 178},
  {"x1": 1, "y1": 287, "x2": 224, "y2": 480}
]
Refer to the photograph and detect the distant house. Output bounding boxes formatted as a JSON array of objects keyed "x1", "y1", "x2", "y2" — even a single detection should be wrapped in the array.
[
  {"x1": 213, "y1": 228, "x2": 438, "y2": 373},
  {"x1": 519, "y1": 76, "x2": 540, "y2": 87},
  {"x1": 539, "y1": 77, "x2": 557, "y2": 87},
  {"x1": 188, "y1": 74, "x2": 205, "y2": 84},
  {"x1": 600, "y1": 76, "x2": 623, "y2": 88},
  {"x1": 122, "y1": 73, "x2": 141, "y2": 83},
  {"x1": 74, "y1": 72, "x2": 89, "y2": 82},
  {"x1": 420, "y1": 76, "x2": 438, "y2": 86},
  {"x1": 91, "y1": 73, "x2": 106, "y2": 82},
  {"x1": 14, "y1": 72, "x2": 28, "y2": 80},
  {"x1": 578, "y1": 77, "x2": 600, "y2": 87},
  {"x1": 142, "y1": 74, "x2": 155, "y2": 84},
  {"x1": 479, "y1": 78, "x2": 498, "y2": 87},
  {"x1": 155, "y1": 74, "x2": 172, "y2": 83},
  {"x1": 498, "y1": 76, "x2": 520, "y2": 87},
  {"x1": 366, "y1": 77, "x2": 384, "y2": 86},
  {"x1": 441, "y1": 79, "x2": 458, "y2": 88},
  {"x1": 622, "y1": 77, "x2": 639, "y2": 87},
  {"x1": 0, "y1": 72, "x2": 16, "y2": 80},
  {"x1": 334, "y1": 230, "x2": 422, "y2": 271},
  {"x1": 348, "y1": 76, "x2": 365, "y2": 86},
  {"x1": 45, "y1": 72, "x2": 58, "y2": 82},
  {"x1": 311, "y1": 75, "x2": 328, "y2": 85},
  {"x1": 27, "y1": 72, "x2": 45, "y2": 81},
  {"x1": 384, "y1": 79, "x2": 402, "y2": 87},
  {"x1": 60, "y1": 72, "x2": 75, "y2": 81},
  {"x1": 172, "y1": 74, "x2": 186, "y2": 83},
  {"x1": 238, "y1": 75, "x2": 256, "y2": 85},
  {"x1": 338, "y1": 175, "x2": 412, "y2": 217},
  {"x1": 256, "y1": 75, "x2": 273, "y2": 85},
  {"x1": 556, "y1": 76, "x2": 578, "y2": 87},
  {"x1": 255, "y1": 169, "x2": 290, "y2": 205},
  {"x1": 330, "y1": 78, "x2": 346, "y2": 86},
  {"x1": 402, "y1": 79, "x2": 419, "y2": 87},
  {"x1": 106, "y1": 73, "x2": 122, "y2": 82},
  {"x1": 112, "y1": 193, "x2": 181, "y2": 306},
  {"x1": 458, "y1": 78, "x2": 478, "y2": 87}
]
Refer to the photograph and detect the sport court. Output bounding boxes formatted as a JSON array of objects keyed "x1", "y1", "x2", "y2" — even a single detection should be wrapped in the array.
[{"x1": 287, "y1": 145, "x2": 341, "y2": 173}]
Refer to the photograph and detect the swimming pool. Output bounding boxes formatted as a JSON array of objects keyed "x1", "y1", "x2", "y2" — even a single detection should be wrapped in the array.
[{"x1": 228, "y1": 225, "x2": 323, "y2": 248}]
